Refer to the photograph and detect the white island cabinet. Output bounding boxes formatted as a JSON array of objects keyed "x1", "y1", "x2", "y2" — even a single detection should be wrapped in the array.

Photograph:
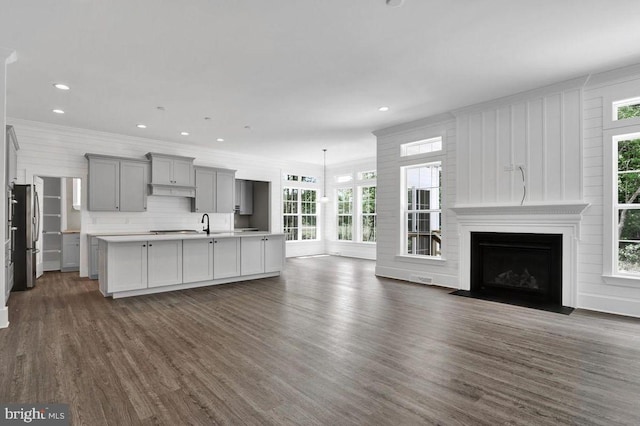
[{"x1": 98, "y1": 233, "x2": 284, "y2": 298}]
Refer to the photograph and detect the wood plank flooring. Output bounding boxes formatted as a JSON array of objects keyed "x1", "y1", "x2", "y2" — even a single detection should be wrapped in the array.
[{"x1": 1, "y1": 256, "x2": 640, "y2": 425}]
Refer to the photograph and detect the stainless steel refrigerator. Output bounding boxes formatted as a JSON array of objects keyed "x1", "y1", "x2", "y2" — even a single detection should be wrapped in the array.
[{"x1": 12, "y1": 184, "x2": 40, "y2": 291}]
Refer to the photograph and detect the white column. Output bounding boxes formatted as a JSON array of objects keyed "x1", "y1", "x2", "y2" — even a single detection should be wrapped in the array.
[{"x1": 0, "y1": 47, "x2": 17, "y2": 329}]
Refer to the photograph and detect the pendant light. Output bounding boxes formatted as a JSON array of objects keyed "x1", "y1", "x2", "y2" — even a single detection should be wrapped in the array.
[{"x1": 320, "y1": 148, "x2": 329, "y2": 203}]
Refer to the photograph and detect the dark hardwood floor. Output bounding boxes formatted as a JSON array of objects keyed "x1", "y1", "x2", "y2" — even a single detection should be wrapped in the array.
[{"x1": 1, "y1": 256, "x2": 640, "y2": 425}]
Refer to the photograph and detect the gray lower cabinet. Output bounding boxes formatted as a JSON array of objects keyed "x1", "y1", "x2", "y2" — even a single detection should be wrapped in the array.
[
  {"x1": 85, "y1": 154, "x2": 149, "y2": 212},
  {"x1": 99, "y1": 234, "x2": 282, "y2": 296},
  {"x1": 213, "y1": 237, "x2": 240, "y2": 279},
  {"x1": 192, "y1": 167, "x2": 236, "y2": 213},
  {"x1": 183, "y1": 239, "x2": 214, "y2": 282},
  {"x1": 61, "y1": 233, "x2": 80, "y2": 271},
  {"x1": 241, "y1": 235, "x2": 285, "y2": 276},
  {"x1": 147, "y1": 240, "x2": 183, "y2": 288},
  {"x1": 89, "y1": 236, "x2": 99, "y2": 279},
  {"x1": 101, "y1": 241, "x2": 148, "y2": 293}
]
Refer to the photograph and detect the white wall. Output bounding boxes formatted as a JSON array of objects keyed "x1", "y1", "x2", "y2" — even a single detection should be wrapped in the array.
[
  {"x1": 374, "y1": 64, "x2": 640, "y2": 318},
  {"x1": 455, "y1": 77, "x2": 585, "y2": 205},
  {"x1": 374, "y1": 114, "x2": 460, "y2": 287},
  {"x1": 577, "y1": 65, "x2": 640, "y2": 316},
  {"x1": 10, "y1": 119, "x2": 324, "y2": 276},
  {"x1": 324, "y1": 158, "x2": 377, "y2": 260}
]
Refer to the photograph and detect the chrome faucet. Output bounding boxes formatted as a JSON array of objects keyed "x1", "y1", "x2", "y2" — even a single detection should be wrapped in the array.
[{"x1": 201, "y1": 213, "x2": 210, "y2": 235}]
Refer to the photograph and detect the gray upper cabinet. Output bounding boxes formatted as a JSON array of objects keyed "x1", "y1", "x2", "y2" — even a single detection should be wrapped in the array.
[
  {"x1": 193, "y1": 167, "x2": 215, "y2": 213},
  {"x1": 85, "y1": 154, "x2": 149, "y2": 212},
  {"x1": 146, "y1": 153, "x2": 195, "y2": 197},
  {"x1": 6, "y1": 125, "x2": 19, "y2": 189},
  {"x1": 192, "y1": 166, "x2": 236, "y2": 213},
  {"x1": 120, "y1": 160, "x2": 149, "y2": 211},
  {"x1": 216, "y1": 169, "x2": 235, "y2": 213}
]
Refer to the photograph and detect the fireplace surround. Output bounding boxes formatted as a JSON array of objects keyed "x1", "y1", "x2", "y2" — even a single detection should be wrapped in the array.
[{"x1": 451, "y1": 203, "x2": 590, "y2": 311}]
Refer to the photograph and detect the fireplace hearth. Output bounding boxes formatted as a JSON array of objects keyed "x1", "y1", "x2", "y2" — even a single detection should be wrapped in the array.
[{"x1": 452, "y1": 232, "x2": 573, "y2": 314}]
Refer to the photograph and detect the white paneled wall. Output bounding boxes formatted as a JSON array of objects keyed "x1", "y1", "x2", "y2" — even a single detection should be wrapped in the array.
[
  {"x1": 374, "y1": 66, "x2": 640, "y2": 318},
  {"x1": 374, "y1": 115, "x2": 459, "y2": 287},
  {"x1": 455, "y1": 79, "x2": 584, "y2": 205},
  {"x1": 577, "y1": 66, "x2": 640, "y2": 317},
  {"x1": 11, "y1": 119, "x2": 324, "y2": 276}
]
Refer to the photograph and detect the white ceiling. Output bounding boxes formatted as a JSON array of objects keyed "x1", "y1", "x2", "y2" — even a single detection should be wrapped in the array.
[{"x1": 2, "y1": 0, "x2": 640, "y2": 165}]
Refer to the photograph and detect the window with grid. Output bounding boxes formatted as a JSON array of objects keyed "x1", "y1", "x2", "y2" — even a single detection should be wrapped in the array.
[
  {"x1": 337, "y1": 188, "x2": 353, "y2": 241},
  {"x1": 615, "y1": 134, "x2": 640, "y2": 275},
  {"x1": 283, "y1": 188, "x2": 299, "y2": 241},
  {"x1": 300, "y1": 189, "x2": 317, "y2": 240},
  {"x1": 404, "y1": 162, "x2": 441, "y2": 257},
  {"x1": 361, "y1": 186, "x2": 376, "y2": 242},
  {"x1": 283, "y1": 187, "x2": 317, "y2": 241}
]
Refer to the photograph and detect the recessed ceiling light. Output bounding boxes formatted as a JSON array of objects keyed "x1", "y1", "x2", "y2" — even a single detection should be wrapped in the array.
[
  {"x1": 180, "y1": 131, "x2": 189, "y2": 136},
  {"x1": 52, "y1": 109, "x2": 65, "y2": 114},
  {"x1": 386, "y1": 0, "x2": 404, "y2": 7},
  {"x1": 378, "y1": 106, "x2": 390, "y2": 112},
  {"x1": 136, "y1": 124, "x2": 147, "y2": 129},
  {"x1": 53, "y1": 83, "x2": 70, "y2": 91},
  {"x1": 216, "y1": 138, "x2": 224, "y2": 142}
]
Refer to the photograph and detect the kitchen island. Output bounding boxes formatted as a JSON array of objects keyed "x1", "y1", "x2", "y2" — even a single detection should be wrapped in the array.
[{"x1": 98, "y1": 232, "x2": 285, "y2": 298}]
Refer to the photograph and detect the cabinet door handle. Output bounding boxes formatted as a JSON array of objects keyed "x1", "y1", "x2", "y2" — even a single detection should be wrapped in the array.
[
  {"x1": 209, "y1": 241, "x2": 213, "y2": 244},
  {"x1": 142, "y1": 244, "x2": 146, "y2": 247},
  {"x1": 149, "y1": 244, "x2": 153, "y2": 247}
]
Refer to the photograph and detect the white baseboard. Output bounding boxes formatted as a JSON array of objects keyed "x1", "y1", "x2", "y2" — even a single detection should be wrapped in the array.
[
  {"x1": 375, "y1": 265, "x2": 458, "y2": 288},
  {"x1": 0, "y1": 306, "x2": 8, "y2": 329},
  {"x1": 578, "y1": 293, "x2": 640, "y2": 318}
]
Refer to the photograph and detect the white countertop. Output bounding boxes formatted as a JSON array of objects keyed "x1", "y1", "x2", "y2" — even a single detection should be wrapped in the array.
[{"x1": 97, "y1": 232, "x2": 282, "y2": 243}]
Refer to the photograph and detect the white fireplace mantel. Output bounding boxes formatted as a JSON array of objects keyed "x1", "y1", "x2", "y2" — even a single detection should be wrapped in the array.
[{"x1": 451, "y1": 202, "x2": 590, "y2": 308}]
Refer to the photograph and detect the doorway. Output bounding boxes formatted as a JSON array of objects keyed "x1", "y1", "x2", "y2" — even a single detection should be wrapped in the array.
[{"x1": 36, "y1": 176, "x2": 82, "y2": 277}]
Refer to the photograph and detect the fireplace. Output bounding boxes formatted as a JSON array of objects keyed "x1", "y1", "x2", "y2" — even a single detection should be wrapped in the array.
[{"x1": 462, "y1": 232, "x2": 570, "y2": 313}]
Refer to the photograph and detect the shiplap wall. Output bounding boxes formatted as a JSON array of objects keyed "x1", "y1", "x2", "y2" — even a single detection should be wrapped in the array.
[
  {"x1": 577, "y1": 65, "x2": 640, "y2": 317},
  {"x1": 11, "y1": 119, "x2": 325, "y2": 277},
  {"x1": 456, "y1": 78, "x2": 585, "y2": 205},
  {"x1": 374, "y1": 115, "x2": 460, "y2": 287},
  {"x1": 324, "y1": 158, "x2": 377, "y2": 260}
]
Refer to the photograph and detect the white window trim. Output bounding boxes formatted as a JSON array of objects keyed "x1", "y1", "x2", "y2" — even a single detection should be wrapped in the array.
[
  {"x1": 400, "y1": 148, "x2": 446, "y2": 260},
  {"x1": 283, "y1": 186, "x2": 320, "y2": 242},
  {"x1": 334, "y1": 173, "x2": 378, "y2": 243},
  {"x1": 603, "y1": 126, "x2": 640, "y2": 284}
]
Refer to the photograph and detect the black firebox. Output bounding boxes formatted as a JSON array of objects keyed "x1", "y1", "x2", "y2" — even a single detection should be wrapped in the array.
[{"x1": 455, "y1": 232, "x2": 570, "y2": 313}]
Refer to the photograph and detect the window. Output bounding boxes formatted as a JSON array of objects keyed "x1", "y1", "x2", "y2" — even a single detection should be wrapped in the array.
[
  {"x1": 404, "y1": 162, "x2": 441, "y2": 257},
  {"x1": 283, "y1": 188, "x2": 318, "y2": 241},
  {"x1": 401, "y1": 137, "x2": 442, "y2": 157},
  {"x1": 613, "y1": 97, "x2": 640, "y2": 121},
  {"x1": 337, "y1": 188, "x2": 353, "y2": 240},
  {"x1": 358, "y1": 170, "x2": 377, "y2": 180},
  {"x1": 285, "y1": 174, "x2": 299, "y2": 182},
  {"x1": 72, "y1": 178, "x2": 82, "y2": 210},
  {"x1": 615, "y1": 134, "x2": 640, "y2": 275},
  {"x1": 300, "y1": 189, "x2": 317, "y2": 239},
  {"x1": 283, "y1": 188, "x2": 317, "y2": 241},
  {"x1": 335, "y1": 174, "x2": 353, "y2": 183},
  {"x1": 301, "y1": 176, "x2": 317, "y2": 183},
  {"x1": 361, "y1": 186, "x2": 376, "y2": 242},
  {"x1": 283, "y1": 188, "x2": 299, "y2": 241}
]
